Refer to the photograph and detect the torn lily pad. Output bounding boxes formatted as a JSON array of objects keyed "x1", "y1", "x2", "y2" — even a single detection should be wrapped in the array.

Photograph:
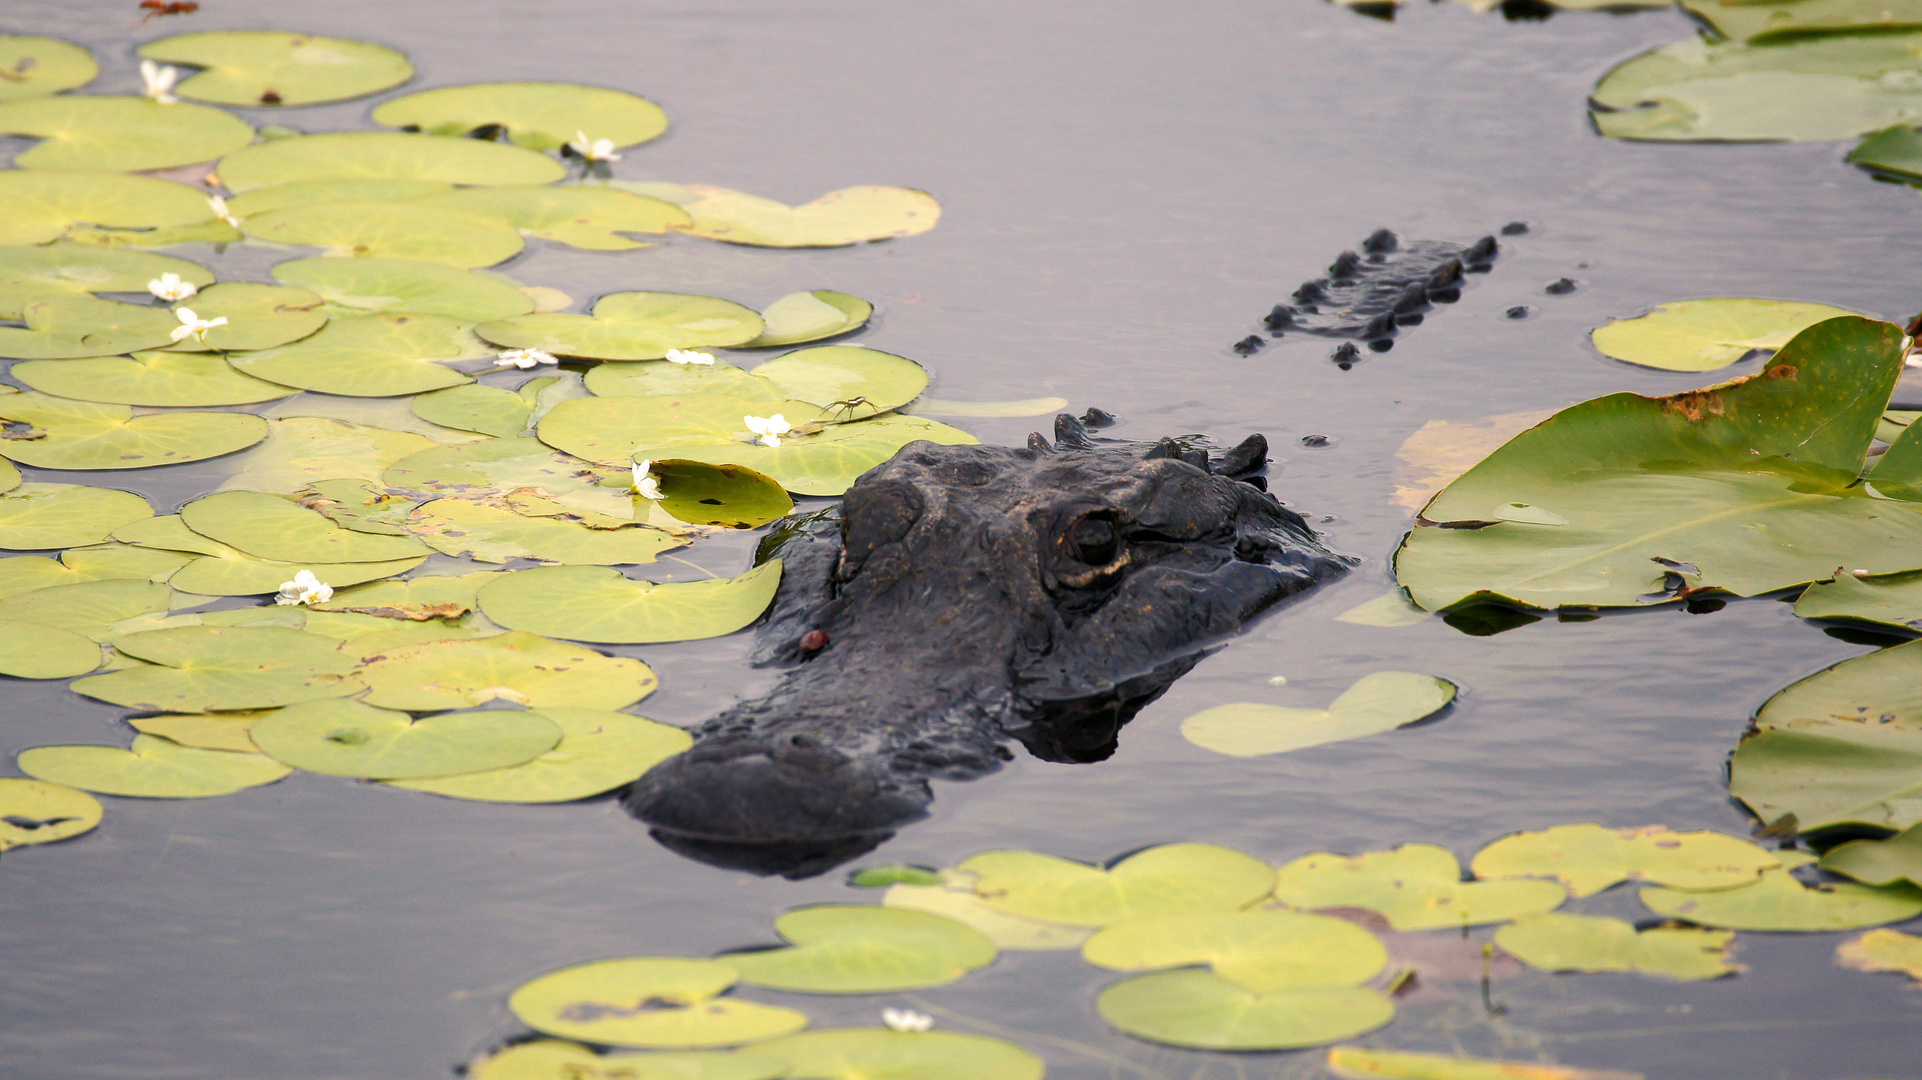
[
  {"x1": 478, "y1": 291, "x2": 764, "y2": 360},
  {"x1": 476, "y1": 562, "x2": 780, "y2": 643},
  {"x1": 1180, "y1": 672, "x2": 1456, "y2": 757},
  {"x1": 0, "y1": 393, "x2": 267, "y2": 470},
  {"x1": 390, "y1": 708, "x2": 690, "y2": 803},
  {"x1": 959, "y1": 843, "x2": 1276, "y2": 927},
  {"x1": 1096, "y1": 969, "x2": 1393, "y2": 1051},
  {"x1": 372, "y1": 82, "x2": 668, "y2": 151},
  {"x1": 418, "y1": 186, "x2": 690, "y2": 251},
  {"x1": 742, "y1": 291, "x2": 874, "y2": 348},
  {"x1": 72, "y1": 625, "x2": 361, "y2": 711},
  {"x1": 270, "y1": 255, "x2": 534, "y2": 322},
  {"x1": 1494, "y1": 913, "x2": 1740, "y2": 981},
  {"x1": 18, "y1": 734, "x2": 291, "y2": 798},
  {"x1": 0, "y1": 617, "x2": 103, "y2": 678},
  {"x1": 356, "y1": 630, "x2": 657, "y2": 711},
  {"x1": 1472, "y1": 824, "x2": 1779, "y2": 897},
  {"x1": 1641, "y1": 858, "x2": 1922, "y2": 929},
  {"x1": 249, "y1": 698, "x2": 562, "y2": 779},
  {"x1": 0, "y1": 36, "x2": 98, "y2": 101},
  {"x1": 218, "y1": 132, "x2": 566, "y2": 191},
  {"x1": 508, "y1": 956, "x2": 808, "y2": 1049},
  {"x1": 0, "y1": 170, "x2": 218, "y2": 246},
  {"x1": 1835, "y1": 927, "x2": 1922, "y2": 984},
  {"x1": 11, "y1": 352, "x2": 296, "y2": 408},
  {"x1": 179, "y1": 490, "x2": 430, "y2": 564},
  {"x1": 243, "y1": 201, "x2": 525, "y2": 268},
  {"x1": 722, "y1": 904, "x2": 997, "y2": 993},
  {"x1": 0, "y1": 484, "x2": 153, "y2": 550},
  {"x1": 1274, "y1": 844, "x2": 1566, "y2": 930},
  {"x1": 622, "y1": 182, "x2": 941, "y2": 248},
  {"x1": 0, "y1": 778, "x2": 102, "y2": 850},
  {"x1": 137, "y1": 31, "x2": 414, "y2": 107},
  {"x1": 229, "y1": 313, "x2": 480, "y2": 397},
  {"x1": 1590, "y1": 298, "x2": 1862, "y2": 373},
  {"x1": 0, "y1": 95, "x2": 253, "y2": 173}
]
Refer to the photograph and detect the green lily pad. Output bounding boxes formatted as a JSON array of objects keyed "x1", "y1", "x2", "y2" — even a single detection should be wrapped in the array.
[
  {"x1": 647, "y1": 459, "x2": 793, "y2": 529},
  {"x1": 0, "y1": 617, "x2": 102, "y2": 677},
  {"x1": 757, "y1": 1029, "x2": 1044, "y2": 1080},
  {"x1": 11, "y1": 352, "x2": 296, "y2": 407},
  {"x1": 1473, "y1": 824, "x2": 1781, "y2": 898},
  {"x1": 411, "y1": 383, "x2": 539, "y2": 438},
  {"x1": 1333, "y1": 591, "x2": 1432, "y2": 627},
  {"x1": 1180, "y1": 672, "x2": 1457, "y2": 757},
  {"x1": 475, "y1": 562, "x2": 779, "y2": 644},
  {"x1": 0, "y1": 36, "x2": 99, "y2": 102},
  {"x1": 581, "y1": 358, "x2": 775, "y2": 400},
  {"x1": 0, "y1": 393, "x2": 266, "y2": 470},
  {"x1": 62, "y1": 217, "x2": 242, "y2": 249},
  {"x1": 249, "y1": 698, "x2": 561, "y2": 779},
  {"x1": 1590, "y1": 298, "x2": 1863, "y2": 373},
  {"x1": 478, "y1": 291, "x2": 763, "y2": 360},
  {"x1": 723, "y1": 904, "x2": 996, "y2": 994},
  {"x1": 242, "y1": 201, "x2": 524, "y2": 268},
  {"x1": 222, "y1": 416, "x2": 442, "y2": 492},
  {"x1": 1274, "y1": 844, "x2": 1567, "y2": 930},
  {"x1": 1835, "y1": 927, "x2": 1922, "y2": 984},
  {"x1": 1795, "y1": 569, "x2": 1922, "y2": 629},
  {"x1": 218, "y1": 132, "x2": 566, "y2": 191},
  {"x1": 179, "y1": 490, "x2": 430, "y2": 564},
  {"x1": 1641, "y1": 859, "x2": 1922, "y2": 929},
  {"x1": 405, "y1": 498, "x2": 685, "y2": 565},
  {"x1": 741, "y1": 291, "x2": 873, "y2": 348},
  {"x1": 18, "y1": 734, "x2": 292, "y2": 798},
  {"x1": 747, "y1": 346, "x2": 927, "y2": 411},
  {"x1": 1590, "y1": 32, "x2": 1922, "y2": 142},
  {"x1": 72, "y1": 625, "x2": 360, "y2": 711},
  {"x1": 0, "y1": 778, "x2": 102, "y2": 850},
  {"x1": 169, "y1": 550, "x2": 425, "y2": 599},
  {"x1": 389, "y1": 708, "x2": 690, "y2": 803},
  {"x1": 622, "y1": 182, "x2": 941, "y2": 248},
  {"x1": 0, "y1": 293, "x2": 183, "y2": 359},
  {"x1": 882, "y1": 877, "x2": 1094, "y2": 951},
  {"x1": 0, "y1": 245, "x2": 211, "y2": 319},
  {"x1": 138, "y1": 30, "x2": 413, "y2": 107},
  {"x1": 159, "y1": 282, "x2": 327, "y2": 353},
  {"x1": 308, "y1": 570, "x2": 498, "y2": 620},
  {"x1": 419, "y1": 186, "x2": 690, "y2": 251},
  {"x1": 383, "y1": 434, "x2": 616, "y2": 500},
  {"x1": 1394, "y1": 317, "x2": 1922, "y2": 612},
  {"x1": 0, "y1": 457, "x2": 15, "y2": 496},
  {"x1": 0, "y1": 95, "x2": 253, "y2": 172},
  {"x1": 468, "y1": 1040, "x2": 787, "y2": 1080},
  {"x1": 636, "y1": 414, "x2": 977, "y2": 497},
  {"x1": 372, "y1": 82, "x2": 668, "y2": 151},
  {"x1": 1822, "y1": 822, "x2": 1922, "y2": 887},
  {"x1": 270, "y1": 255, "x2": 534, "y2": 322},
  {"x1": 1083, "y1": 910, "x2": 1386, "y2": 992},
  {"x1": 1493, "y1": 913, "x2": 1740, "y2": 981},
  {"x1": 227, "y1": 179, "x2": 455, "y2": 220},
  {"x1": 508, "y1": 956, "x2": 808, "y2": 1049},
  {"x1": 356, "y1": 630, "x2": 657, "y2": 711},
  {"x1": 0, "y1": 483, "x2": 153, "y2": 550},
  {"x1": 0, "y1": 170, "x2": 218, "y2": 246},
  {"x1": 0, "y1": 544, "x2": 192, "y2": 599},
  {"x1": 0, "y1": 578, "x2": 175, "y2": 635},
  {"x1": 1096, "y1": 969, "x2": 1393, "y2": 1051},
  {"x1": 1849, "y1": 123, "x2": 1922, "y2": 179},
  {"x1": 1681, "y1": 0, "x2": 1922, "y2": 43},
  {"x1": 127, "y1": 711, "x2": 265, "y2": 753},
  {"x1": 230, "y1": 313, "x2": 479, "y2": 396},
  {"x1": 959, "y1": 843, "x2": 1277, "y2": 928},
  {"x1": 1325, "y1": 1048, "x2": 1656, "y2": 1079}
]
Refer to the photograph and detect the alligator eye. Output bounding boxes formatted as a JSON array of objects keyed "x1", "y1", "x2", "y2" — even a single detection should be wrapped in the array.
[{"x1": 1067, "y1": 516, "x2": 1119, "y2": 565}]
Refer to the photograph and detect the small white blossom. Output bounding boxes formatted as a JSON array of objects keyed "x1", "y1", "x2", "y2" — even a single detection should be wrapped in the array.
[
  {"x1": 744, "y1": 413, "x2": 792, "y2": 448},
  {"x1": 882, "y1": 1008, "x2": 933, "y2": 1033},
  {"x1": 140, "y1": 59, "x2": 179, "y2": 105},
  {"x1": 169, "y1": 306, "x2": 228, "y2": 344},
  {"x1": 568, "y1": 131, "x2": 622, "y2": 162},
  {"x1": 632, "y1": 459, "x2": 664, "y2": 500},
  {"x1": 147, "y1": 272, "x2": 197, "y2": 302},
  {"x1": 206, "y1": 194, "x2": 241, "y2": 228},
  {"x1": 495, "y1": 348, "x2": 559, "y2": 369},
  {"x1": 665, "y1": 348, "x2": 715, "y2": 366},
  {"x1": 275, "y1": 569, "x2": 333, "y2": 607}
]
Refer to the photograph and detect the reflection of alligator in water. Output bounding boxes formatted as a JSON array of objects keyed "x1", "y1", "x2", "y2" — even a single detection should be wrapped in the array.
[{"x1": 624, "y1": 414, "x2": 1350, "y2": 877}]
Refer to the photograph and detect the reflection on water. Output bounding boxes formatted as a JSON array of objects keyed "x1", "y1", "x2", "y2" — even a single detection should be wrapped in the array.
[{"x1": 3, "y1": 0, "x2": 1922, "y2": 1077}]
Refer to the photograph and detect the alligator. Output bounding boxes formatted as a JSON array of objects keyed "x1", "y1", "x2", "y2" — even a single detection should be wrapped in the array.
[{"x1": 624, "y1": 414, "x2": 1351, "y2": 877}]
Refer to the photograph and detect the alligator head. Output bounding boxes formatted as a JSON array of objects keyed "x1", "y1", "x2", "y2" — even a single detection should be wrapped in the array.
[{"x1": 624, "y1": 415, "x2": 1350, "y2": 876}]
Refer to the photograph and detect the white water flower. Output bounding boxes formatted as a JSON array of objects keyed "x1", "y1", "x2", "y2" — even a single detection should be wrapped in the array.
[
  {"x1": 568, "y1": 131, "x2": 622, "y2": 162},
  {"x1": 274, "y1": 569, "x2": 333, "y2": 607},
  {"x1": 140, "y1": 59, "x2": 179, "y2": 105},
  {"x1": 882, "y1": 1008, "x2": 932, "y2": 1033},
  {"x1": 169, "y1": 306, "x2": 228, "y2": 344},
  {"x1": 495, "y1": 348, "x2": 559, "y2": 369},
  {"x1": 744, "y1": 413, "x2": 791, "y2": 448},
  {"x1": 665, "y1": 348, "x2": 715, "y2": 366},
  {"x1": 147, "y1": 272, "x2": 197, "y2": 302},
  {"x1": 206, "y1": 194, "x2": 240, "y2": 228},
  {"x1": 632, "y1": 459, "x2": 664, "y2": 500}
]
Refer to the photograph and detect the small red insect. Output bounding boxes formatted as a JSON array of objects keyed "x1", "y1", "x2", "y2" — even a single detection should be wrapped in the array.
[{"x1": 136, "y1": 1, "x2": 200, "y2": 28}]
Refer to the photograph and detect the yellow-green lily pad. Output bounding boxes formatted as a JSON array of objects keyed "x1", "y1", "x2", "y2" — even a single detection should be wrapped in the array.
[
  {"x1": 308, "y1": 570, "x2": 500, "y2": 620},
  {"x1": 623, "y1": 182, "x2": 941, "y2": 248},
  {"x1": 882, "y1": 876, "x2": 1094, "y2": 951},
  {"x1": 723, "y1": 904, "x2": 997, "y2": 993},
  {"x1": 356, "y1": 630, "x2": 657, "y2": 711},
  {"x1": 0, "y1": 577, "x2": 175, "y2": 636},
  {"x1": 18, "y1": 734, "x2": 292, "y2": 798},
  {"x1": 1836, "y1": 927, "x2": 1922, "y2": 984},
  {"x1": 1822, "y1": 822, "x2": 1922, "y2": 887},
  {"x1": 227, "y1": 179, "x2": 455, "y2": 219},
  {"x1": 1641, "y1": 859, "x2": 1922, "y2": 930},
  {"x1": 1084, "y1": 909, "x2": 1387, "y2": 992},
  {"x1": 249, "y1": 697, "x2": 562, "y2": 779},
  {"x1": 0, "y1": 94, "x2": 252, "y2": 173},
  {"x1": 1181, "y1": 672, "x2": 1456, "y2": 758},
  {"x1": 0, "y1": 616, "x2": 102, "y2": 677},
  {"x1": 411, "y1": 383, "x2": 539, "y2": 438},
  {"x1": 405, "y1": 498, "x2": 685, "y2": 565},
  {"x1": 160, "y1": 281, "x2": 328, "y2": 353},
  {"x1": 72, "y1": 625, "x2": 361, "y2": 711},
  {"x1": 0, "y1": 778, "x2": 102, "y2": 850},
  {"x1": 1096, "y1": 969, "x2": 1393, "y2": 1051},
  {"x1": 242, "y1": 201, "x2": 524, "y2": 268},
  {"x1": 419, "y1": 185, "x2": 690, "y2": 251},
  {"x1": 1494, "y1": 913, "x2": 1741, "y2": 981},
  {"x1": 0, "y1": 483, "x2": 153, "y2": 549},
  {"x1": 1591, "y1": 299, "x2": 1862, "y2": 373},
  {"x1": 138, "y1": 30, "x2": 414, "y2": 107},
  {"x1": 476, "y1": 561, "x2": 779, "y2": 643},
  {"x1": 169, "y1": 550, "x2": 425, "y2": 598},
  {"x1": 741, "y1": 291, "x2": 873, "y2": 348},
  {"x1": 0, "y1": 293, "x2": 183, "y2": 359},
  {"x1": 1793, "y1": 569, "x2": 1922, "y2": 630},
  {"x1": 0, "y1": 543, "x2": 191, "y2": 599},
  {"x1": 179, "y1": 490, "x2": 430, "y2": 564},
  {"x1": 272, "y1": 255, "x2": 534, "y2": 322},
  {"x1": 748, "y1": 345, "x2": 927, "y2": 411},
  {"x1": 467, "y1": 1040, "x2": 787, "y2": 1080},
  {"x1": 219, "y1": 132, "x2": 566, "y2": 191},
  {"x1": 0, "y1": 36, "x2": 99, "y2": 102},
  {"x1": 222, "y1": 416, "x2": 442, "y2": 492},
  {"x1": 229, "y1": 313, "x2": 479, "y2": 396},
  {"x1": 0, "y1": 244, "x2": 211, "y2": 319},
  {"x1": 1472, "y1": 824, "x2": 1779, "y2": 898},
  {"x1": 373, "y1": 82, "x2": 668, "y2": 151},
  {"x1": 959, "y1": 843, "x2": 1276, "y2": 928},
  {"x1": 756, "y1": 1029, "x2": 1043, "y2": 1080},
  {"x1": 0, "y1": 170, "x2": 218, "y2": 246},
  {"x1": 479, "y1": 291, "x2": 763, "y2": 360},
  {"x1": 383, "y1": 434, "x2": 615, "y2": 500},
  {"x1": 648, "y1": 459, "x2": 793, "y2": 529},
  {"x1": 389, "y1": 708, "x2": 690, "y2": 803},
  {"x1": 509, "y1": 956, "x2": 807, "y2": 1049},
  {"x1": 1275, "y1": 844, "x2": 1566, "y2": 930},
  {"x1": 11, "y1": 352, "x2": 297, "y2": 408},
  {"x1": 128, "y1": 711, "x2": 265, "y2": 753},
  {"x1": 0, "y1": 392, "x2": 266, "y2": 469},
  {"x1": 639, "y1": 413, "x2": 978, "y2": 497}
]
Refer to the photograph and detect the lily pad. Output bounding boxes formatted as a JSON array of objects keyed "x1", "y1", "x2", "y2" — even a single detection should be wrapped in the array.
[
  {"x1": 723, "y1": 904, "x2": 996, "y2": 994},
  {"x1": 0, "y1": 543, "x2": 192, "y2": 599},
  {"x1": 1590, "y1": 32, "x2": 1922, "y2": 142},
  {"x1": 757, "y1": 1030, "x2": 1044, "y2": 1080},
  {"x1": 128, "y1": 711, "x2": 265, "y2": 753},
  {"x1": 1590, "y1": 298, "x2": 1863, "y2": 373},
  {"x1": 1394, "y1": 317, "x2": 1922, "y2": 612},
  {"x1": 218, "y1": 132, "x2": 566, "y2": 191},
  {"x1": 1794, "y1": 569, "x2": 1922, "y2": 629},
  {"x1": 1835, "y1": 927, "x2": 1922, "y2": 984},
  {"x1": 0, "y1": 578, "x2": 175, "y2": 635},
  {"x1": 581, "y1": 359, "x2": 775, "y2": 400},
  {"x1": 0, "y1": 95, "x2": 252, "y2": 173},
  {"x1": 1472, "y1": 824, "x2": 1779, "y2": 898},
  {"x1": 0, "y1": 483, "x2": 153, "y2": 549},
  {"x1": 227, "y1": 179, "x2": 455, "y2": 220},
  {"x1": 1641, "y1": 859, "x2": 1922, "y2": 929},
  {"x1": 18, "y1": 734, "x2": 292, "y2": 798},
  {"x1": 0, "y1": 36, "x2": 98, "y2": 101},
  {"x1": 748, "y1": 346, "x2": 928, "y2": 411},
  {"x1": 159, "y1": 282, "x2": 328, "y2": 353},
  {"x1": 1096, "y1": 969, "x2": 1394, "y2": 1051},
  {"x1": 1493, "y1": 913, "x2": 1740, "y2": 981},
  {"x1": 356, "y1": 630, "x2": 657, "y2": 711},
  {"x1": 741, "y1": 291, "x2": 874, "y2": 348},
  {"x1": 138, "y1": 31, "x2": 414, "y2": 107},
  {"x1": 230, "y1": 313, "x2": 479, "y2": 396},
  {"x1": 1333, "y1": 591, "x2": 1432, "y2": 627},
  {"x1": 468, "y1": 1041, "x2": 787, "y2": 1080},
  {"x1": 1325, "y1": 1048, "x2": 1650, "y2": 1080},
  {"x1": 411, "y1": 383, "x2": 539, "y2": 438},
  {"x1": 222, "y1": 416, "x2": 441, "y2": 491},
  {"x1": 883, "y1": 877, "x2": 1095, "y2": 951},
  {"x1": 270, "y1": 255, "x2": 534, "y2": 322},
  {"x1": 72, "y1": 625, "x2": 361, "y2": 711},
  {"x1": 249, "y1": 698, "x2": 561, "y2": 779},
  {"x1": 623, "y1": 182, "x2": 941, "y2": 248},
  {"x1": 1681, "y1": 0, "x2": 1922, "y2": 43},
  {"x1": 1821, "y1": 823, "x2": 1922, "y2": 887},
  {"x1": 372, "y1": 82, "x2": 668, "y2": 151},
  {"x1": 1274, "y1": 844, "x2": 1566, "y2": 930},
  {"x1": 383, "y1": 434, "x2": 617, "y2": 501},
  {"x1": 649, "y1": 460, "x2": 793, "y2": 529},
  {"x1": 0, "y1": 245, "x2": 211, "y2": 319},
  {"x1": 0, "y1": 393, "x2": 266, "y2": 470},
  {"x1": 243, "y1": 201, "x2": 524, "y2": 268},
  {"x1": 0, "y1": 170, "x2": 218, "y2": 246},
  {"x1": 419, "y1": 186, "x2": 690, "y2": 251},
  {"x1": 637, "y1": 415, "x2": 978, "y2": 497},
  {"x1": 1083, "y1": 910, "x2": 1386, "y2": 992},
  {"x1": 309, "y1": 571, "x2": 497, "y2": 620},
  {"x1": 508, "y1": 956, "x2": 808, "y2": 1049},
  {"x1": 478, "y1": 291, "x2": 764, "y2": 360},
  {"x1": 0, "y1": 293, "x2": 184, "y2": 359},
  {"x1": 1180, "y1": 672, "x2": 1456, "y2": 757},
  {"x1": 476, "y1": 562, "x2": 779, "y2": 643},
  {"x1": 0, "y1": 778, "x2": 102, "y2": 850},
  {"x1": 406, "y1": 498, "x2": 685, "y2": 565},
  {"x1": 958, "y1": 843, "x2": 1276, "y2": 927},
  {"x1": 390, "y1": 708, "x2": 690, "y2": 803},
  {"x1": 179, "y1": 490, "x2": 430, "y2": 564},
  {"x1": 1849, "y1": 122, "x2": 1922, "y2": 179},
  {"x1": 0, "y1": 617, "x2": 102, "y2": 677},
  {"x1": 11, "y1": 352, "x2": 296, "y2": 407}
]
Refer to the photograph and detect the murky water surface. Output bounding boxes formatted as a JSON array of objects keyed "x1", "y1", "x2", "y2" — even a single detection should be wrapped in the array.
[{"x1": 4, "y1": 1, "x2": 1921, "y2": 1077}]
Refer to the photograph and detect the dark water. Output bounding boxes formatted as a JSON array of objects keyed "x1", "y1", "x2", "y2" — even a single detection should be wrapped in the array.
[{"x1": 3, "y1": 1, "x2": 1921, "y2": 1077}]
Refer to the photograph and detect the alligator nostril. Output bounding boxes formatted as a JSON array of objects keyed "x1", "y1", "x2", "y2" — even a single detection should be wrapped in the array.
[{"x1": 789, "y1": 734, "x2": 818, "y2": 750}]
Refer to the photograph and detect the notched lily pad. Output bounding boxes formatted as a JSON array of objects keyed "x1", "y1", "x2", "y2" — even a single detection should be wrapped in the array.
[
  {"x1": 0, "y1": 294, "x2": 183, "y2": 359},
  {"x1": 1590, "y1": 298, "x2": 1863, "y2": 373},
  {"x1": 0, "y1": 95, "x2": 252, "y2": 173},
  {"x1": 742, "y1": 291, "x2": 874, "y2": 348},
  {"x1": 622, "y1": 182, "x2": 941, "y2": 248},
  {"x1": 1641, "y1": 858, "x2": 1922, "y2": 929},
  {"x1": 390, "y1": 708, "x2": 690, "y2": 803},
  {"x1": 1274, "y1": 844, "x2": 1566, "y2": 930},
  {"x1": 1180, "y1": 672, "x2": 1456, "y2": 757},
  {"x1": 11, "y1": 352, "x2": 297, "y2": 408},
  {"x1": 0, "y1": 36, "x2": 99, "y2": 102},
  {"x1": 271, "y1": 255, "x2": 534, "y2": 322},
  {"x1": 1083, "y1": 909, "x2": 1387, "y2": 992},
  {"x1": 467, "y1": 1040, "x2": 787, "y2": 1080},
  {"x1": 218, "y1": 132, "x2": 566, "y2": 191},
  {"x1": 356, "y1": 630, "x2": 657, "y2": 711},
  {"x1": 0, "y1": 393, "x2": 266, "y2": 470},
  {"x1": 478, "y1": 291, "x2": 764, "y2": 360},
  {"x1": 1822, "y1": 822, "x2": 1922, "y2": 887},
  {"x1": 72, "y1": 625, "x2": 361, "y2": 712},
  {"x1": 722, "y1": 904, "x2": 997, "y2": 993},
  {"x1": 230, "y1": 313, "x2": 479, "y2": 397},
  {"x1": 1836, "y1": 927, "x2": 1922, "y2": 984},
  {"x1": 508, "y1": 956, "x2": 808, "y2": 1049},
  {"x1": 249, "y1": 698, "x2": 562, "y2": 779},
  {"x1": 406, "y1": 498, "x2": 685, "y2": 565},
  {"x1": 0, "y1": 777, "x2": 102, "y2": 850},
  {"x1": 0, "y1": 617, "x2": 103, "y2": 677},
  {"x1": 960, "y1": 843, "x2": 1276, "y2": 927},
  {"x1": 0, "y1": 171, "x2": 217, "y2": 246},
  {"x1": 419, "y1": 186, "x2": 691, "y2": 251},
  {"x1": 1794, "y1": 569, "x2": 1922, "y2": 629},
  {"x1": 0, "y1": 245, "x2": 210, "y2": 319},
  {"x1": 649, "y1": 459, "x2": 792, "y2": 529},
  {"x1": 411, "y1": 383, "x2": 538, "y2": 438},
  {"x1": 476, "y1": 562, "x2": 781, "y2": 644},
  {"x1": 179, "y1": 490, "x2": 430, "y2": 564},
  {"x1": 138, "y1": 31, "x2": 414, "y2": 107},
  {"x1": 373, "y1": 82, "x2": 668, "y2": 151},
  {"x1": 228, "y1": 179, "x2": 454, "y2": 220},
  {"x1": 1472, "y1": 823, "x2": 1779, "y2": 897},
  {"x1": 18, "y1": 734, "x2": 292, "y2": 798},
  {"x1": 0, "y1": 483, "x2": 153, "y2": 550},
  {"x1": 1493, "y1": 913, "x2": 1741, "y2": 981},
  {"x1": 160, "y1": 282, "x2": 328, "y2": 353}
]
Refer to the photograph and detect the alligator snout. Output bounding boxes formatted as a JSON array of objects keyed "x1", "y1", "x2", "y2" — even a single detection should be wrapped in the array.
[{"x1": 625, "y1": 735, "x2": 929, "y2": 843}]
